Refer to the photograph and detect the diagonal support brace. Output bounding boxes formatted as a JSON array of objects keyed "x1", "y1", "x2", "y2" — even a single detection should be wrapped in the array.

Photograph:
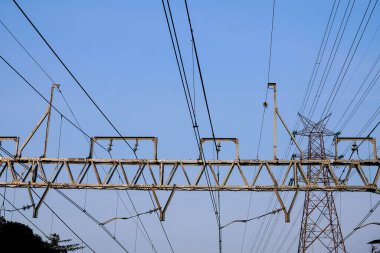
[
  {"x1": 27, "y1": 182, "x2": 51, "y2": 218},
  {"x1": 274, "y1": 188, "x2": 299, "y2": 222},
  {"x1": 151, "y1": 184, "x2": 176, "y2": 221}
]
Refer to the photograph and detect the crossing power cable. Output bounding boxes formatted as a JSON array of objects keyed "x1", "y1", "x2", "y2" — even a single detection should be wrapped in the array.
[
  {"x1": 281, "y1": 3, "x2": 377, "y2": 246},
  {"x1": 337, "y1": 66, "x2": 380, "y2": 132},
  {"x1": 0, "y1": 54, "x2": 158, "y2": 251},
  {"x1": 0, "y1": 55, "x2": 109, "y2": 154},
  {"x1": 296, "y1": 2, "x2": 380, "y2": 239},
  {"x1": 340, "y1": 199, "x2": 380, "y2": 246},
  {"x1": 280, "y1": 1, "x2": 378, "y2": 250},
  {"x1": 289, "y1": 0, "x2": 342, "y2": 162},
  {"x1": 0, "y1": 153, "x2": 97, "y2": 252},
  {"x1": 9, "y1": 3, "x2": 176, "y2": 249},
  {"x1": 300, "y1": 117, "x2": 380, "y2": 252},
  {"x1": 100, "y1": 208, "x2": 160, "y2": 226},
  {"x1": 0, "y1": 145, "x2": 128, "y2": 252},
  {"x1": 184, "y1": 0, "x2": 219, "y2": 155},
  {"x1": 320, "y1": 0, "x2": 379, "y2": 119},
  {"x1": 221, "y1": 208, "x2": 282, "y2": 229},
  {"x1": 301, "y1": 119, "x2": 380, "y2": 253},
  {"x1": 161, "y1": 0, "x2": 219, "y2": 217},
  {"x1": 330, "y1": 25, "x2": 380, "y2": 131},
  {"x1": 12, "y1": 0, "x2": 136, "y2": 154},
  {"x1": 0, "y1": 58, "x2": 150, "y2": 253},
  {"x1": 268, "y1": 2, "x2": 342, "y2": 251},
  {"x1": 160, "y1": 1, "x2": 221, "y2": 252},
  {"x1": 0, "y1": 191, "x2": 49, "y2": 239},
  {"x1": 182, "y1": 2, "x2": 224, "y2": 251},
  {"x1": 245, "y1": 1, "x2": 279, "y2": 252},
  {"x1": 162, "y1": 0, "x2": 220, "y2": 223},
  {"x1": 333, "y1": 54, "x2": 380, "y2": 131},
  {"x1": 297, "y1": 0, "x2": 338, "y2": 124},
  {"x1": 306, "y1": 0, "x2": 354, "y2": 119}
]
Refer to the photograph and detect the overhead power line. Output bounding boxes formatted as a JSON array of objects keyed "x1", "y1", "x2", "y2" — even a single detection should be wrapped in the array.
[
  {"x1": 245, "y1": 1, "x2": 278, "y2": 252},
  {"x1": 306, "y1": 0, "x2": 353, "y2": 119},
  {"x1": 0, "y1": 191, "x2": 49, "y2": 239},
  {"x1": 332, "y1": 190, "x2": 380, "y2": 251},
  {"x1": 160, "y1": 1, "x2": 221, "y2": 252},
  {"x1": 0, "y1": 55, "x2": 163, "y2": 252},
  {"x1": 0, "y1": 145, "x2": 125, "y2": 253},
  {"x1": 100, "y1": 208, "x2": 160, "y2": 226},
  {"x1": 221, "y1": 208, "x2": 281, "y2": 229},
  {"x1": 321, "y1": 0, "x2": 379, "y2": 119},
  {"x1": 12, "y1": 0, "x2": 135, "y2": 154},
  {"x1": 10, "y1": 2, "x2": 176, "y2": 250}
]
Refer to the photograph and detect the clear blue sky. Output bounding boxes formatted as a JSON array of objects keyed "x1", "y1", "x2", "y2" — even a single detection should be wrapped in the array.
[{"x1": 0, "y1": 0, "x2": 379, "y2": 252}]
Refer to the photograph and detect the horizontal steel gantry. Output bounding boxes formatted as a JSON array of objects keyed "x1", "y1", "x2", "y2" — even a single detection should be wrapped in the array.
[
  {"x1": 0, "y1": 157, "x2": 378, "y2": 192},
  {"x1": 0, "y1": 84, "x2": 378, "y2": 220}
]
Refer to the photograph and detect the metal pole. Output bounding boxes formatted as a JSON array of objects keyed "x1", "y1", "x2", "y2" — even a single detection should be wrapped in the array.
[
  {"x1": 43, "y1": 84, "x2": 59, "y2": 157},
  {"x1": 268, "y1": 83, "x2": 277, "y2": 159}
]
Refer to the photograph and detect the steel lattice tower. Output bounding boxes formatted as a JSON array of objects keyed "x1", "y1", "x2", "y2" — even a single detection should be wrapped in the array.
[{"x1": 296, "y1": 114, "x2": 346, "y2": 253}]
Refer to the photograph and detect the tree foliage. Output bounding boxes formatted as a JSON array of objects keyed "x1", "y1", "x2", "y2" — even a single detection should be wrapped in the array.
[{"x1": 0, "y1": 217, "x2": 83, "y2": 253}]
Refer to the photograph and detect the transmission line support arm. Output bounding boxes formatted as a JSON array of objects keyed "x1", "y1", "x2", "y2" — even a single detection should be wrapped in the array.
[
  {"x1": 268, "y1": 82, "x2": 303, "y2": 159},
  {"x1": 27, "y1": 182, "x2": 50, "y2": 218},
  {"x1": 18, "y1": 84, "x2": 59, "y2": 157},
  {"x1": 151, "y1": 185, "x2": 176, "y2": 221}
]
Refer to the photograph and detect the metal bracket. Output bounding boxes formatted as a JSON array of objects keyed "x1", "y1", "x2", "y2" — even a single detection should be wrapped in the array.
[
  {"x1": 89, "y1": 136, "x2": 158, "y2": 160},
  {"x1": 334, "y1": 137, "x2": 377, "y2": 160},
  {"x1": 151, "y1": 185, "x2": 176, "y2": 221},
  {"x1": 27, "y1": 182, "x2": 51, "y2": 218},
  {"x1": 268, "y1": 83, "x2": 303, "y2": 159},
  {"x1": 0, "y1": 137, "x2": 19, "y2": 156},
  {"x1": 200, "y1": 138, "x2": 239, "y2": 160}
]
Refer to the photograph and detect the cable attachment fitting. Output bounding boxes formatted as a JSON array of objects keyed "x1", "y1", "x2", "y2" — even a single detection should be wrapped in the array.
[
  {"x1": 133, "y1": 140, "x2": 139, "y2": 153},
  {"x1": 351, "y1": 142, "x2": 358, "y2": 153},
  {"x1": 107, "y1": 140, "x2": 113, "y2": 152},
  {"x1": 216, "y1": 142, "x2": 221, "y2": 153}
]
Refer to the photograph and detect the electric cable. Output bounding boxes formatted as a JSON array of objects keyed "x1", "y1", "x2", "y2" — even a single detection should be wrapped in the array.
[
  {"x1": 306, "y1": 0, "x2": 354, "y2": 119},
  {"x1": 0, "y1": 54, "x2": 164, "y2": 252},
  {"x1": 221, "y1": 208, "x2": 281, "y2": 229},
  {"x1": 0, "y1": 191, "x2": 49, "y2": 238},
  {"x1": 241, "y1": 1, "x2": 277, "y2": 252},
  {"x1": 0, "y1": 55, "x2": 109, "y2": 154},
  {"x1": 321, "y1": 0, "x2": 379, "y2": 119},
  {"x1": 0, "y1": 145, "x2": 124, "y2": 253},
  {"x1": 161, "y1": 2, "x2": 221, "y2": 252},
  {"x1": 12, "y1": 0, "x2": 136, "y2": 154}
]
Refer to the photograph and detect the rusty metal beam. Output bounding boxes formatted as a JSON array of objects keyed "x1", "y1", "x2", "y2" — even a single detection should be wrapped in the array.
[{"x1": 0, "y1": 157, "x2": 378, "y2": 192}]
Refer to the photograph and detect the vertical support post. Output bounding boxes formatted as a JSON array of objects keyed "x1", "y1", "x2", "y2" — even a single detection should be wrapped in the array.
[
  {"x1": 153, "y1": 137, "x2": 158, "y2": 160},
  {"x1": 372, "y1": 139, "x2": 377, "y2": 160},
  {"x1": 235, "y1": 139, "x2": 239, "y2": 160},
  {"x1": 43, "y1": 84, "x2": 59, "y2": 158},
  {"x1": 89, "y1": 137, "x2": 95, "y2": 158},
  {"x1": 268, "y1": 83, "x2": 277, "y2": 160}
]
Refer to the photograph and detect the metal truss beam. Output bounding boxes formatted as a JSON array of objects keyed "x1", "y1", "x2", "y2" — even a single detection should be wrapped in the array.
[{"x1": 0, "y1": 157, "x2": 378, "y2": 192}]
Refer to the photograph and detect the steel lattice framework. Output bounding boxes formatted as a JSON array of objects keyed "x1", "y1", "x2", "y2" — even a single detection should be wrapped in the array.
[
  {"x1": 297, "y1": 114, "x2": 346, "y2": 253},
  {"x1": 0, "y1": 84, "x2": 378, "y2": 222}
]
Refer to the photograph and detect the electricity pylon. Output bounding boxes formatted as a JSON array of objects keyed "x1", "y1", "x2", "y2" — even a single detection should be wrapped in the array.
[{"x1": 297, "y1": 114, "x2": 347, "y2": 253}]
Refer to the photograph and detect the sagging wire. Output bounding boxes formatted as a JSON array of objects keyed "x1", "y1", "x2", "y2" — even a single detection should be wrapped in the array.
[
  {"x1": 221, "y1": 208, "x2": 282, "y2": 229},
  {"x1": 101, "y1": 208, "x2": 160, "y2": 226},
  {"x1": 330, "y1": 199, "x2": 380, "y2": 252},
  {"x1": 1, "y1": 15, "x2": 160, "y2": 251},
  {"x1": 3, "y1": 204, "x2": 33, "y2": 212}
]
